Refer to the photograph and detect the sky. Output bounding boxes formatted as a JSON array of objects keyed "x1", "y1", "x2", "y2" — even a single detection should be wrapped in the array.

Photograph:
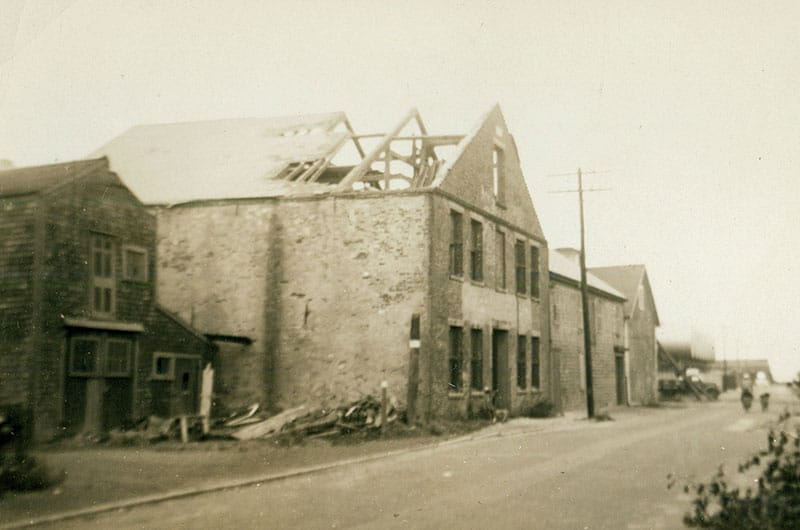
[{"x1": 1, "y1": 0, "x2": 798, "y2": 379}]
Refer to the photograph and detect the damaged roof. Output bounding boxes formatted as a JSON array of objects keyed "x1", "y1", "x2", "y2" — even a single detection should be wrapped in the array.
[
  {"x1": 90, "y1": 112, "x2": 354, "y2": 205},
  {"x1": 549, "y1": 249, "x2": 626, "y2": 300},
  {"x1": 90, "y1": 108, "x2": 481, "y2": 206}
]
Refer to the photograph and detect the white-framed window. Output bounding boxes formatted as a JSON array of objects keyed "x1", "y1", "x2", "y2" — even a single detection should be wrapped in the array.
[
  {"x1": 492, "y1": 144, "x2": 506, "y2": 205},
  {"x1": 91, "y1": 233, "x2": 115, "y2": 316},
  {"x1": 151, "y1": 352, "x2": 202, "y2": 381},
  {"x1": 69, "y1": 335, "x2": 133, "y2": 377},
  {"x1": 123, "y1": 245, "x2": 148, "y2": 282}
]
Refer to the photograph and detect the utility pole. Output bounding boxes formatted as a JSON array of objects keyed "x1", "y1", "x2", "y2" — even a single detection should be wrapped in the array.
[
  {"x1": 577, "y1": 168, "x2": 595, "y2": 418},
  {"x1": 549, "y1": 168, "x2": 610, "y2": 419}
]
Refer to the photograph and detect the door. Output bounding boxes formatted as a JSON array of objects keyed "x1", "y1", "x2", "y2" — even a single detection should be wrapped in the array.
[
  {"x1": 173, "y1": 357, "x2": 199, "y2": 416},
  {"x1": 615, "y1": 352, "x2": 627, "y2": 405},
  {"x1": 491, "y1": 329, "x2": 509, "y2": 409}
]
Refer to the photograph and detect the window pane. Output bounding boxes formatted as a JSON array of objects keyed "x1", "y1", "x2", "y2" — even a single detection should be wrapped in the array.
[
  {"x1": 515, "y1": 240, "x2": 526, "y2": 294},
  {"x1": 103, "y1": 288, "x2": 112, "y2": 312},
  {"x1": 126, "y1": 249, "x2": 147, "y2": 281},
  {"x1": 470, "y1": 220, "x2": 483, "y2": 281},
  {"x1": 517, "y1": 335, "x2": 526, "y2": 389},
  {"x1": 530, "y1": 246, "x2": 540, "y2": 298},
  {"x1": 449, "y1": 327, "x2": 463, "y2": 391},
  {"x1": 531, "y1": 337, "x2": 540, "y2": 388},
  {"x1": 155, "y1": 356, "x2": 172, "y2": 376},
  {"x1": 72, "y1": 339, "x2": 98, "y2": 373},
  {"x1": 93, "y1": 287, "x2": 102, "y2": 311},
  {"x1": 470, "y1": 329, "x2": 483, "y2": 390},
  {"x1": 106, "y1": 340, "x2": 131, "y2": 374},
  {"x1": 450, "y1": 211, "x2": 463, "y2": 276}
]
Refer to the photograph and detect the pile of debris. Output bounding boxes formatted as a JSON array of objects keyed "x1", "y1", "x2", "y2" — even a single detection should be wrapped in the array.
[{"x1": 220, "y1": 395, "x2": 401, "y2": 441}]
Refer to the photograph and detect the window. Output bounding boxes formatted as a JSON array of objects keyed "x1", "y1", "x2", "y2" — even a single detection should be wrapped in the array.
[
  {"x1": 517, "y1": 335, "x2": 527, "y2": 389},
  {"x1": 515, "y1": 240, "x2": 526, "y2": 294},
  {"x1": 470, "y1": 220, "x2": 483, "y2": 281},
  {"x1": 91, "y1": 234, "x2": 115, "y2": 315},
  {"x1": 123, "y1": 246, "x2": 148, "y2": 282},
  {"x1": 531, "y1": 337, "x2": 540, "y2": 388},
  {"x1": 105, "y1": 339, "x2": 132, "y2": 376},
  {"x1": 151, "y1": 352, "x2": 202, "y2": 381},
  {"x1": 492, "y1": 146, "x2": 506, "y2": 205},
  {"x1": 449, "y1": 327, "x2": 463, "y2": 391},
  {"x1": 70, "y1": 338, "x2": 100, "y2": 375},
  {"x1": 470, "y1": 328, "x2": 483, "y2": 391},
  {"x1": 530, "y1": 245, "x2": 540, "y2": 298},
  {"x1": 69, "y1": 335, "x2": 133, "y2": 377},
  {"x1": 449, "y1": 211, "x2": 463, "y2": 276},
  {"x1": 495, "y1": 230, "x2": 506, "y2": 290}
]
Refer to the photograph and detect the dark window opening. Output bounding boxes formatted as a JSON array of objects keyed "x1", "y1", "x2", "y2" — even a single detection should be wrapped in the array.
[
  {"x1": 470, "y1": 329, "x2": 483, "y2": 391},
  {"x1": 495, "y1": 230, "x2": 506, "y2": 289},
  {"x1": 470, "y1": 220, "x2": 483, "y2": 281},
  {"x1": 531, "y1": 337, "x2": 541, "y2": 389},
  {"x1": 515, "y1": 240, "x2": 526, "y2": 294},
  {"x1": 124, "y1": 248, "x2": 148, "y2": 282},
  {"x1": 105, "y1": 340, "x2": 131, "y2": 375},
  {"x1": 517, "y1": 335, "x2": 527, "y2": 389},
  {"x1": 181, "y1": 372, "x2": 190, "y2": 391},
  {"x1": 71, "y1": 338, "x2": 99, "y2": 374},
  {"x1": 530, "y1": 245, "x2": 540, "y2": 298},
  {"x1": 449, "y1": 211, "x2": 463, "y2": 276},
  {"x1": 449, "y1": 327, "x2": 463, "y2": 391}
]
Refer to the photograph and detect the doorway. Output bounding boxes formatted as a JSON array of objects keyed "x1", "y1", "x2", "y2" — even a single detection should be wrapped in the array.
[
  {"x1": 615, "y1": 351, "x2": 627, "y2": 406},
  {"x1": 491, "y1": 329, "x2": 509, "y2": 409}
]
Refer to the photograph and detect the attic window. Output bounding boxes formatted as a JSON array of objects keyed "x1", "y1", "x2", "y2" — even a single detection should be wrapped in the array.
[{"x1": 493, "y1": 145, "x2": 506, "y2": 206}]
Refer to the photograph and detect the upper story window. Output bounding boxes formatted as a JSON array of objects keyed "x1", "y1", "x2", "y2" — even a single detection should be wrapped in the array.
[
  {"x1": 449, "y1": 210, "x2": 463, "y2": 277},
  {"x1": 530, "y1": 245, "x2": 540, "y2": 298},
  {"x1": 91, "y1": 234, "x2": 115, "y2": 316},
  {"x1": 515, "y1": 240, "x2": 526, "y2": 294},
  {"x1": 470, "y1": 220, "x2": 483, "y2": 282},
  {"x1": 495, "y1": 229, "x2": 506, "y2": 290},
  {"x1": 492, "y1": 145, "x2": 506, "y2": 206},
  {"x1": 123, "y1": 245, "x2": 148, "y2": 282}
]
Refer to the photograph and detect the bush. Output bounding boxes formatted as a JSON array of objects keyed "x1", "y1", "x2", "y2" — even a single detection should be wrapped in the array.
[
  {"x1": 521, "y1": 399, "x2": 556, "y2": 419},
  {"x1": 677, "y1": 413, "x2": 800, "y2": 529}
]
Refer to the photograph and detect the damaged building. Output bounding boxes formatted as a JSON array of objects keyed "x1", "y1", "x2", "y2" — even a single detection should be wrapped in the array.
[
  {"x1": 0, "y1": 158, "x2": 214, "y2": 440},
  {"x1": 92, "y1": 105, "x2": 554, "y2": 421}
]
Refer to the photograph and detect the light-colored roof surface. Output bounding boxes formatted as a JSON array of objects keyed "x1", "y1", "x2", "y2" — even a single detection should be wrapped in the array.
[
  {"x1": 90, "y1": 112, "x2": 349, "y2": 204},
  {"x1": 549, "y1": 249, "x2": 626, "y2": 300}
]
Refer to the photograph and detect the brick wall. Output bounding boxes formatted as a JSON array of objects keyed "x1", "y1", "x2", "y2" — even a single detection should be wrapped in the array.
[
  {"x1": 550, "y1": 279, "x2": 625, "y2": 413},
  {"x1": 154, "y1": 193, "x2": 428, "y2": 413},
  {"x1": 0, "y1": 195, "x2": 37, "y2": 406}
]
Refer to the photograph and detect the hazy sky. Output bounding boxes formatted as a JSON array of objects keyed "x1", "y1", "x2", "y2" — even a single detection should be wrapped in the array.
[{"x1": 2, "y1": 0, "x2": 798, "y2": 379}]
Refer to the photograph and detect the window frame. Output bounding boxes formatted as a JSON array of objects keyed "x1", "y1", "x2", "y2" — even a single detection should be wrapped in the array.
[
  {"x1": 90, "y1": 233, "x2": 116, "y2": 316},
  {"x1": 515, "y1": 239, "x2": 527, "y2": 295},
  {"x1": 530, "y1": 245, "x2": 540, "y2": 299},
  {"x1": 104, "y1": 338, "x2": 133, "y2": 377},
  {"x1": 492, "y1": 143, "x2": 506, "y2": 206},
  {"x1": 448, "y1": 327, "x2": 464, "y2": 392},
  {"x1": 449, "y1": 210, "x2": 464, "y2": 277},
  {"x1": 495, "y1": 229, "x2": 506, "y2": 290},
  {"x1": 69, "y1": 336, "x2": 102, "y2": 377},
  {"x1": 122, "y1": 245, "x2": 149, "y2": 283},
  {"x1": 470, "y1": 328, "x2": 483, "y2": 391},
  {"x1": 531, "y1": 336, "x2": 541, "y2": 389},
  {"x1": 516, "y1": 335, "x2": 527, "y2": 390},
  {"x1": 469, "y1": 219, "x2": 483, "y2": 282}
]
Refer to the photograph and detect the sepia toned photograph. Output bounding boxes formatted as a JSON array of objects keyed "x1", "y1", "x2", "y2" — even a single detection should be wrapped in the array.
[{"x1": 1, "y1": 1, "x2": 799, "y2": 528}]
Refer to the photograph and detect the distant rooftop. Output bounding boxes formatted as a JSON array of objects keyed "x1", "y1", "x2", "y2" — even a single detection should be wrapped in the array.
[
  {"x1": 0, "y1": 157, "x2": 111, "y2": 198},
  {"x1": 549, "y1": 249, "x2": 626, "y2": 300}
]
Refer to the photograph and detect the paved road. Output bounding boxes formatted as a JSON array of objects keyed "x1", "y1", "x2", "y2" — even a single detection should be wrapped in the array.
[{"x1": 48, "y1": 387, "x2": 792, "y2": 529}]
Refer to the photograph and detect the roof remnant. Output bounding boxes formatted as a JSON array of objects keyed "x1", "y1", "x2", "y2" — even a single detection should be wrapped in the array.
[{"x1": 91, "y1": 109, "x2": 476, "y2": 205}]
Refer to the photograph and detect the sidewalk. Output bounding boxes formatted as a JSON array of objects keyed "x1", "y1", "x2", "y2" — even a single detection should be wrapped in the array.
[{"x1": 0, "y1": 405, "x2": 690, "y2": 528}]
